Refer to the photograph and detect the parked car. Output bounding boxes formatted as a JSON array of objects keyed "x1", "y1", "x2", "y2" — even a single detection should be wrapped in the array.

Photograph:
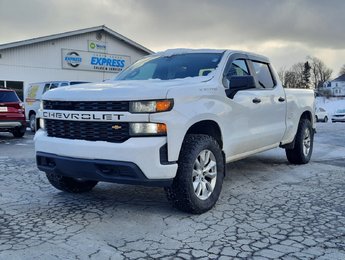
[
  {"x1": 0, "y1": 89, "x2": 26, "y2": 137},
  {"x1": 315, "y1": 107, "x2": 328, "y2": 122},
  {"x1": 331, "y1": 108, "x2": 345, "y2": 123},
  {"x1": 25, "y1": 81, "x2": 90, "y2": 131}
]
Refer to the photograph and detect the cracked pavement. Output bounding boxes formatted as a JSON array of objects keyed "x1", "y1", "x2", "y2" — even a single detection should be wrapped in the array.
[{"x1": 0, "y1": 123, "x2": 345, "y2": 259}]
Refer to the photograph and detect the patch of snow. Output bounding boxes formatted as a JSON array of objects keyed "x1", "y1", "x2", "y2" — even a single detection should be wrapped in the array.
[
  {"x1": 316, "y1": 97, "x2": 345, "y2": 115},
  {"x1": 42, "y1": 75, "x2": 217, "y2": 101}
]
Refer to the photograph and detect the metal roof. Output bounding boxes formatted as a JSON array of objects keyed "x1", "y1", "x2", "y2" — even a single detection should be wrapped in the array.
[{"x1": 0, "y1": 25, "x2": 153, "y2": 54}]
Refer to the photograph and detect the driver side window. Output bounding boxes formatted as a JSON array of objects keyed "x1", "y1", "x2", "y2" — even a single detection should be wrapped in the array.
[
  {"x1": 224, "y1": 59, "x2": 250, "y2": 88},
  {"x1": 228, "y1": 59, "x2": 249, "y2": 77}
]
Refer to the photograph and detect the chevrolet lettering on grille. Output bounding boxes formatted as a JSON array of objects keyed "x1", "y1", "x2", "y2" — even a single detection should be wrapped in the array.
[{"x1": 42, "y1": 111, "x2": 124, "y2": 121}]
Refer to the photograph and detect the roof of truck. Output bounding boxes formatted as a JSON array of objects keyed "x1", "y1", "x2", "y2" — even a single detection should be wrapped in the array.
[{"x1": 155, "y1": 48, "x2": 269, "y2": 62}]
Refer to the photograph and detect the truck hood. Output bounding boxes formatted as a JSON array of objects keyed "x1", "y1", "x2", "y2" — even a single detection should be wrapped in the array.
[{"x1": 43, "y1": 77, "x2": 213, "y2": 101}]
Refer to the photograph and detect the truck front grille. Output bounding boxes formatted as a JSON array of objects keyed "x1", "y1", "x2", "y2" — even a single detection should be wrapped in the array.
[
  {"x1": 43, "y1": 100, "x2": 129, "y2": 112},
  {"x1": 45, "y1": 119, "x2": 129, "y2": 143}
]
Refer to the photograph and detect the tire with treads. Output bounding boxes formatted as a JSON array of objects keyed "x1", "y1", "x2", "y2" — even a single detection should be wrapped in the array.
[
  {"x1": 165, "y1": 134, "x2": 224, "y2": 214},
  {"x1": 46, "y1": 172, "x2": 98, "y2": 193},
  {"x1": 285, "y1": 119, "x2": 313, "y2": 164},
  {"x1": 12, "y1": 126, "x2": 26, "y2": 138}
]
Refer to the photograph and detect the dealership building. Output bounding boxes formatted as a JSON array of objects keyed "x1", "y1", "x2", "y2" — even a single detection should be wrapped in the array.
[{"x1": 0, "y1": 25, "x2": 153, "y2": 99}]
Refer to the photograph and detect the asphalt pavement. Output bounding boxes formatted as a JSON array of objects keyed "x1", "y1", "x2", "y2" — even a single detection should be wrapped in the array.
[{"x1": 0, "y1": 123, "x2": 344, "y2": 259}]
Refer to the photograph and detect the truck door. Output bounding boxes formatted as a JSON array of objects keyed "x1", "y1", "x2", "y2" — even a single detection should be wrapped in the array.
[
  {"x1": 248, "y1": 60, "x2": 286, "y2": 148},
  {"x1": 222, "y1": 58, "x2": 261, "y2": 156},
  {"x1": 222, "y1": 58, "x2": 286, "y2": 157}
]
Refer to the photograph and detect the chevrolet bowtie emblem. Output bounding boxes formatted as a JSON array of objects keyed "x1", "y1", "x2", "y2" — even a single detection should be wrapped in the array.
[{"x1": 112, "y1": 125, "x2": 122, "y2": 130}]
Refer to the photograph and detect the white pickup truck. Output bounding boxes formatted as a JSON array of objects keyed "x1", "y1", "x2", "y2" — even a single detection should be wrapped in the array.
[{"x1": 35, "y1": 49, "x2": 315, "y2": 213}]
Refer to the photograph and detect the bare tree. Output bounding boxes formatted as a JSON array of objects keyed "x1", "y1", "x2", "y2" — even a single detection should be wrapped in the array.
[
  {"x1": 339, "y1": 64, "x2": 345, "y2": 76},
  {"x1": 277, "y1": 67, "x2": 287, "y2": 86},
  {"x1": 279, "y1": 63, "x2": 305, "y2": 89},
  {"x1": 289, "y1": 62, "x2": 305, "y2": 88},
  {"x1": 307, "y1": 56, "x2": 333, "y2": 90},
  {"x1": 284, "y1": 71, "x2": 298, "y2": 88},
  {"x1": 279, "y1": 57, "x2": 332, "y2": 89}
]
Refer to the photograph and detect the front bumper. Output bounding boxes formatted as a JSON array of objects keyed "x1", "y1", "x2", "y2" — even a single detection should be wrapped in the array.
[
  {"x1": 37, "y1": 152, "x2": 173, "y2": 187},
  {"x1": 34, "y1": 130, "x2": 178, "y2": 183},
  {"x1": 332, "y1": 117, "x2": 345, "y2": 122}
]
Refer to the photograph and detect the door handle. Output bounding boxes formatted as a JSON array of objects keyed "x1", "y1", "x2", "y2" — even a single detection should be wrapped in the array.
[
  {"x1": 252, "y1": 98, "x2": 261, "y2": 104},
  {"x1": 278, "y1": 97, "x2": 285, "y2": 102}
]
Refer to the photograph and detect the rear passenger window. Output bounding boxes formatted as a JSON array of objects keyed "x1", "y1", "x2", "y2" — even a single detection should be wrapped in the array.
[{"x1": 252, "y1": 61, "x2": 275, "y2": 89}]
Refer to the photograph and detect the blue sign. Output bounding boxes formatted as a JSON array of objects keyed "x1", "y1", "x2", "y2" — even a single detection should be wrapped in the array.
[{"x1": 62, "y1": 49, "x2": 131, "y2": 73}]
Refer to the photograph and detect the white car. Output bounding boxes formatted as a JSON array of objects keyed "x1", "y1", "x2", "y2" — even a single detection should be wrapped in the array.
[
  {"x1": 35, "y1": 49, "x2": 315, "y2": 213},
  {"x1": 315, "y1": 107, "x2": 328, "y2": 122},
  {"x1": 25, "y1": 81, "x2": 90, "y2": 131},
  {"x1": 332, "y1": 109, "x2": 345, "y2": 123}
]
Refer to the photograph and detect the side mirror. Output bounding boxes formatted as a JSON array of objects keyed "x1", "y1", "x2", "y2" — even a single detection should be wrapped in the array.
[{"x1": 225, "y1": 75, "x2": 256, "y2": 98}]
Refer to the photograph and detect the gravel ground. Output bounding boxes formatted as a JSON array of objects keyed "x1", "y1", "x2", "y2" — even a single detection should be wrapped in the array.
[{"x1": 0, "y1": 122, "x2": 344, "y2": 259}]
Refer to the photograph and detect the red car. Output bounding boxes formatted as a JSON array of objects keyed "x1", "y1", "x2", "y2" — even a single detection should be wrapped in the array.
[{"x1": 0, "y1": 89, "x2": 26, "y2": 137}]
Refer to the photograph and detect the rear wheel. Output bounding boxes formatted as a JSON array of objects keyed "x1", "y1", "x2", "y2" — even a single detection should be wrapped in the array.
[
  {"x1": 12, "y1": 126, "x2": 26, "y2": 138},
  {"x1": 46, "y1": 172, "x2": 98, "y2": 193},
  {"x1": 324, "y1": 116, "x2": 328, "y2": 123},
  {"x1": 165, "y1": 134, "x2": 224, "y2": 214},
  {"x1": 285, "y1": 119, "x2": 313, "y2": 164}
]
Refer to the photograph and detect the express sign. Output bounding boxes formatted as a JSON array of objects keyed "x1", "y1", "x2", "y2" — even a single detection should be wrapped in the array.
[{"x1": 62, "y1": 49, "x2": 131, "y2": 73}]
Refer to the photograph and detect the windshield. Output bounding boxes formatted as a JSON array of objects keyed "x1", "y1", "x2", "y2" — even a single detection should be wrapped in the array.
[
  {"x1": 0, "y1": 91, "x2": 19, "y2": 102},
  {"x1": 336, "y1": 109, "x2": 345, "y2": 113},
  {"x1": 116, "y1": 53, "x2": 223, "y2": 81}
]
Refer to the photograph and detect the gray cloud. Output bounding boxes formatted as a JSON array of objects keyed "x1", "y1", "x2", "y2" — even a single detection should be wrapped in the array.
[
  {"x1": 129, "y1": 0, "x2": 345, "y2": 49},
  {"x1": 0, "y1": 0, "x2": 344, "y2": 72}
]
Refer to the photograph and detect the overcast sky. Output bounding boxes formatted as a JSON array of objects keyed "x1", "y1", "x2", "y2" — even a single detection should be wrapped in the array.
[{"x1": 0, "y1": 0, "x2": 344, "y2": 77}]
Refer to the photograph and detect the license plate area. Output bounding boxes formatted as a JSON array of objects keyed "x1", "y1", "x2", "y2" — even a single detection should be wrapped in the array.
[{"x1": 0, "y1": 107, "x2": 8, "y2": 112}]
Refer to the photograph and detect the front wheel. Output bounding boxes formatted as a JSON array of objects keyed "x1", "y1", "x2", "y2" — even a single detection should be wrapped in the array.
[
  {"x1": 29, "y1": 114, "x2": 36, "y2": 132},
  {"x1": 324, "y1": 116, "x2": 328, "y2": 123},
  {"x1": 165, "y1": 134, "x2": 224, "y2": 214},
  {"x1": 285, "y1": 119, "x2": 314, "y2": 164},
  {"x1": 46, "y1": 172, "x2": 98, "y2": 193}
]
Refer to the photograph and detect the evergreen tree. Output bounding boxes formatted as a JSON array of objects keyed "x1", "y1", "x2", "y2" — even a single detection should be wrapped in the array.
[{"x1": 302, "y1": 61, "x2": 311, "y2": 88}]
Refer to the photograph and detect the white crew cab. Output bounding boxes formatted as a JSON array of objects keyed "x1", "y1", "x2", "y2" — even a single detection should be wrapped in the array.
[{"x1": 35, "y1": 49, "x2": 315, "y2": 213}]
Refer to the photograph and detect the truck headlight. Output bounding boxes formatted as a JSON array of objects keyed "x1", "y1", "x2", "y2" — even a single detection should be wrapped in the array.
[
  {"x1": 129, "y1": 99, "x2": 173, "y2": 113},
  {"x1": 129, "y1": 123, "x2": 167, "y2": 136}
]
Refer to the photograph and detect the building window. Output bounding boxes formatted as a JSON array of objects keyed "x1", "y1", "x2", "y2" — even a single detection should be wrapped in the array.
[{"x1": 0, "y1": 80, "x2": 24, "y2": 100}]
